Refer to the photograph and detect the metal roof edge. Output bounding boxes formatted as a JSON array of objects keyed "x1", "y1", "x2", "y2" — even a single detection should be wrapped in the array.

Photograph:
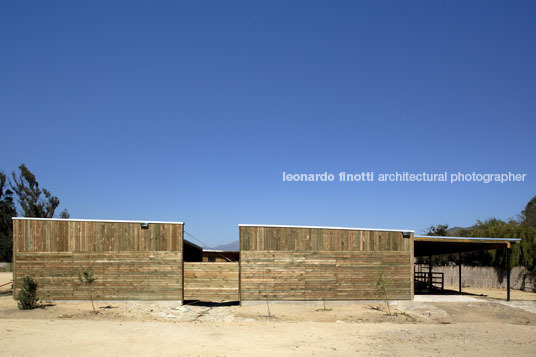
[
  {"x1": 203, "y1": 249, "x2": 240, "y2": 252},
  {"x1": 415, "y1": 235, "x2": 521, "y2": 242},
  {"x1": 238, "y1": 224, "x2": 414, "y2": 233},
  {"x1": 12, "y1": 217, "x2": 184, "y2": 225}
]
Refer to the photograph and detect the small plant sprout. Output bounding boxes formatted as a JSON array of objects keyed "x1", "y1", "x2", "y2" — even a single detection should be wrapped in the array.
[
  {"x1": 375, "y1": 271, "x2": 391, "y2": 316},
  {"x1": 78, "y1": 268, "x2": 97, "y2": 313}
]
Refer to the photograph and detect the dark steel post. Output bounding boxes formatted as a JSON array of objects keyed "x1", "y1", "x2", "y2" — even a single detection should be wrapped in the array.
[
  {"x1": 459, "y1": 252, "x2": 462, "y2": 294},
  {"x1": 506, "y1": 247, "x2": 511, "y2": 302},
  {"x1": 428, "y1": 255, "x2": 433, "y2": 291}
]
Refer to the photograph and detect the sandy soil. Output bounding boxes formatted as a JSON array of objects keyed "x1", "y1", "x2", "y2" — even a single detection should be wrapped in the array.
[
  {"x1": 1, "y1": 273, "x2": 536, "y2": 356},
  {"x1": 444, "y1": 285, "x2": 536, "y2": 301},
  {"x1": 0, "y1": 272, "x2": 11, "y2": 293}
]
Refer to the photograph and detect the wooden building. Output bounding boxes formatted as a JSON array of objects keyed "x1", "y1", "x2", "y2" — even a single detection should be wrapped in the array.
[
  {"x1": 239, "y1": 224, "x2": 414, "y2": 301},
  {"x1": 12, "y1": 218, "x2": 519, "y2": 302},
  {"x1": 12, "y1": 218, "x2": 184, "y2": 301}
]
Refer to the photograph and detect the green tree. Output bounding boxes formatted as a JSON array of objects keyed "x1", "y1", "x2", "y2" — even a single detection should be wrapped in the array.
[
  {"x1": 522, "y1": 196, "x2": 536, "y2": 230},
  {"x1": 10, "y1": 164, "x2": 60, "y2": 218},
  {"x1": 59, "y1": 209, "x2": 70, "y2": 219},
  {"x1": 459, "y1": 218, "x2": 525, "y2": 269},
  {"x1": 426, "y1": 224, "x2": 449, "y2": 236},
  {"x1": 424, "y1": 196, "x2": 536, "y2": 272},
  {"x1": 423, "y1": 224, "x2": 459, "y2": 265},
  {"x1": 519, "y1": 196, "x2": 536, "y2": 272},
  {"x1": 0, "y1": 173, "x2": 17, "y2": 262}
]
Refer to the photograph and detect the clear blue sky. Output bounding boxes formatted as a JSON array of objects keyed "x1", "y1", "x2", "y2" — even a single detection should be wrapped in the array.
[{"x1": 1, "y1": 1, "x2": 534, "y2": 247}]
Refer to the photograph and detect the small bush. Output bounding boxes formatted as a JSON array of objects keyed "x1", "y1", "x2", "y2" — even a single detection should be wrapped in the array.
[
  {"x1": 79, "y1": 268, "x2": 97, "y2": 313},
  {"x1": 16, "y1": 276, "x2": 39, "y2": 310},
  {"x1": 375, "y1": 271, "x2": 391, "y2": 315}
]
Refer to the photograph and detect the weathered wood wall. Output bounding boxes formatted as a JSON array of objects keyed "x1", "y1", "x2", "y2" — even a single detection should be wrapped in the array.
[
  {"x1": 183, "y1": 262, "x2": 239, "y2": 301},
  {"x1": 13, "y1": 218, "x2": 183, "y2": 300},
  {"x1": 240, "y1": 226, "x2": 414, "y2": 300},
  {"x1": 13, "y1": 219, "x2": 183, "y2": 252}
]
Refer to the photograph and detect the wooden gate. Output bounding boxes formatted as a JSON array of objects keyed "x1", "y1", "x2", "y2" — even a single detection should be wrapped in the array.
[{"x1": 183, "y1": 262, "x2": 239, "y2": 302}]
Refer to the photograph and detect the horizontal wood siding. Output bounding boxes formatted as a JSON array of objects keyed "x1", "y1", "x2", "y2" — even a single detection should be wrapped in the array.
[
  {"x1": 13, "y1": 219, "x2": 183, "y2": 300},
  {"x1": 14, "y1": 252, "x2": 182, "y2": 300},
  {"x1": 240, "y1": 226, "x2": 413, "y2": 300},
  {"x1": 183, "y1": 262, "x2": 239, "y2": 301}
]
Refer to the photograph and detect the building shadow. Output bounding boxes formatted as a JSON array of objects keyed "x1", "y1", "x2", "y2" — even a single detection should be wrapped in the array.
[{"x1": 183, "y1": 300, "x2": 239, "y2": 307}]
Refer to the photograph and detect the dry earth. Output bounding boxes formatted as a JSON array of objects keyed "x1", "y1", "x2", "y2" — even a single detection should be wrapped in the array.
[{"x1": 1, "y1": 273, "x2": 536, "y2": 356}]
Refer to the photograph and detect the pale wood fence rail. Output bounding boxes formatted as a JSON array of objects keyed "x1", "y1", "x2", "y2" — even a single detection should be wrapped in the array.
[{"x1": 183, "y1": 262, "x2": 239, "y2": 302}]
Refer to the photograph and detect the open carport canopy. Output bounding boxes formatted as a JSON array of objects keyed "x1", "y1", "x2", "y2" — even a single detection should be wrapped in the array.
[{"x1": 414, "y1": 235, "x2": 521, "y2": 257}]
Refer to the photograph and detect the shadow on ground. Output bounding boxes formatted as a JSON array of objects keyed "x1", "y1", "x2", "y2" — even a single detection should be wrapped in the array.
[{"x1": 183, "y1": 300, "x2": 239, "y2": 307}]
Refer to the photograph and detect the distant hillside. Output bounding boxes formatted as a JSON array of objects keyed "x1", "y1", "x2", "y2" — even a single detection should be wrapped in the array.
[
  {"x1": 446, "y1": 226, "x2": 469, "y2": 236},
  {"x1": 213, "y1": 240, "x2": 239, "y2": 251}
]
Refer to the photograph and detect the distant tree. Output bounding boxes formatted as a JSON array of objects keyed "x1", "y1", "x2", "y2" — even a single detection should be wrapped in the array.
[
  {"x1": 10, "y1": 164, "x2": 60, "y2": 218},
  {"x1": 422, "y1": 225, "x2": 452, "y2": 265},
  {"x1": 432, "y1": 212, "x2": 535, "y2": 272},
  {"x1": 0, "y1": 173, "x2": 17, "y2": 262},
  {"x1": 517, "y1": 197, "x2": 536, "y2": 272},
  {"x1": 522, "y1": 196, "x2": 536, "y2": 230},
  {"x1": 424, "y1": 196, "x2": 536, "y2": 272},
  {"x1": 426, "y1": 224, "x2": 449, "y2": 236},
  {"x1": 459, "y1": 218, "x2": 525, "y2": 269},
  {"x1": 59, "y1": 209, "x2": 70, "y2": 219}
]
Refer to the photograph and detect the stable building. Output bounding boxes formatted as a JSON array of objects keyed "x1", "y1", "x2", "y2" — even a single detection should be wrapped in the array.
[
  {"x1": 239, "y1": 224, "x2": 414, "y2": 301},
  {"x1": 12, "y1": 218, "x2": 520, "y2": 302},
  {"x1": 12, "y1": 217, "x2": 184, "y2": 301}
]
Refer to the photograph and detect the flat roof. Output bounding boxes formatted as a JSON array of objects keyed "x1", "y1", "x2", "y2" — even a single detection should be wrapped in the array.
[
  {"x1": 184, "y1": 239, "x2": 203, "y2": 250},
  {"x1": 415, "y1": 235, "x2": 520, "y2": 243},
  {"x1": 12, "y1": 217, "x2": 184, "y2": 225},
  {"x1": 239, "y1": 224, "x2": 414, "y2": 233},
  {"x1": 414, "y1": 235, "x2": 520, "y2": 257}
]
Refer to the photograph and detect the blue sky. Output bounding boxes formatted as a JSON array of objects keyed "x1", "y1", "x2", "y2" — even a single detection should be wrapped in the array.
[{"x1": 1, "y1": 1, "x2": 534, "y2": 247}]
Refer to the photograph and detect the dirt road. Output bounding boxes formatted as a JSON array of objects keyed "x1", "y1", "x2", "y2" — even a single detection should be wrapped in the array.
[{"x1": 0, "y1": 318, "x2": 534, "y2": 356}]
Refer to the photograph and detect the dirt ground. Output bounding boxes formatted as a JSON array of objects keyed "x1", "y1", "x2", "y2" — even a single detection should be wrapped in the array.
[
  {"x1": 1, "y1": 273, "x2": 536, "y2": 356},
  {"x1": 444, "y1": 285, "x2": 536, "y2": 301}
]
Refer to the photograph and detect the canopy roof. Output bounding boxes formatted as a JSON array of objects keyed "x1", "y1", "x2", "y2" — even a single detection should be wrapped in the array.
[{"x1": 414, "y1": 235, "x2": 521, "y2": 257}]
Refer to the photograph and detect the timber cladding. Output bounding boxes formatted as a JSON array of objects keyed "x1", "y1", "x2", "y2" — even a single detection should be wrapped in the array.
[
  {"x1": 183, "y1": 262, "x2": 239, "y2": 301},
  {"x1": 13, "y1": 218, "x2": 183, "y2": 301},
  {"x1": 239, "y1": 225, "x2": 414, "y2": 301}
]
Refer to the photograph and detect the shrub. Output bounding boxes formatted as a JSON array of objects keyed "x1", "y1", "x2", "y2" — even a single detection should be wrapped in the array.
[{"x1": 16, "y1": 276, "x2": 39, "y2": 310}]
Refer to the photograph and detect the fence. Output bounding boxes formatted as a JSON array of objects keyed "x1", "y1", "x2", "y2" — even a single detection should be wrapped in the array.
[
  {"x1": 0, "y1": 263, "x2": 12, "y2": 272},
  {"x1": 183, "y1": 262, "x2": 239, "y2": 301},
  {"x1": 414, "y1": 271, "x2": 444, "y2": 291},
  {"x1": 415, "y1": 264, "x2": 535, "y2": 291}
]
